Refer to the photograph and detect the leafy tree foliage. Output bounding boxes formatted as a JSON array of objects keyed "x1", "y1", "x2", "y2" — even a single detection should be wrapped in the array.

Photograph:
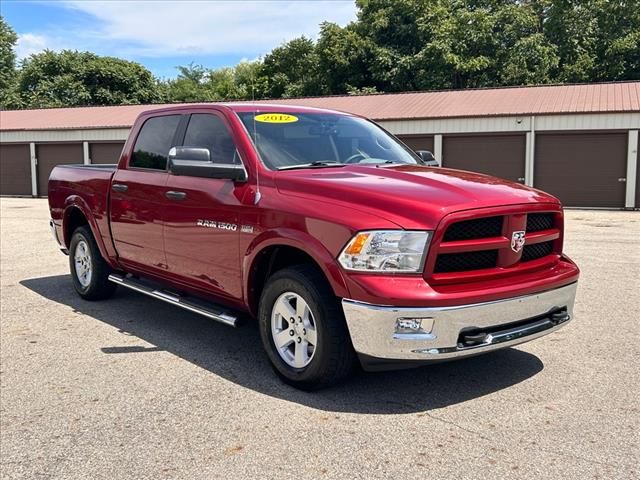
[
  {"x1": 164, "y1": 61, "x2": 267, "y2": 102},
  {"x1": 262, "y1": 37, "x2": 325, "y2": 97},
  {"x1": 14, "y1": 50, "x2": 164, "y2": 108},
  {"x1": 315, "y1": 0, "x2": 638, "y2": 92},
  {"x1": 0, "y1": 16, "x2": 19, "y2": 107},
  {"x1": 543, "y1": 0, "x2": 640, "y2": 82},
  {"x1": 2, "y1": 2, "x2": 638, "y2": 110},
  {"x1": 317, "y1": 22, "x2": 380, "y2": 93}
]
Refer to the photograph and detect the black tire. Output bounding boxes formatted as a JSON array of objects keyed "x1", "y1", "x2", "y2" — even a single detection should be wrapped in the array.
[
  {"x1": 258, "y1": 265, "x2": 356, "y2": 390},
  {"x1": 69, "y1": 226, "x2": 117, "y2": 301}
]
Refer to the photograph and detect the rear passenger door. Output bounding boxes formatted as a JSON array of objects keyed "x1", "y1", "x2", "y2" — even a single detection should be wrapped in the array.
[
  {"x1": 110, "y1": 114, "x2": 181, "y2": 274},
  {"x1": 162, "y1": 112, "x2": 246, "y2": 303}
]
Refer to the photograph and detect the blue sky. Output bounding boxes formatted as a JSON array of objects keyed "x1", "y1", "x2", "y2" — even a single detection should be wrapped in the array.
[{"x1": 1, "y1": 0, "x2": 357, "y2": 79}]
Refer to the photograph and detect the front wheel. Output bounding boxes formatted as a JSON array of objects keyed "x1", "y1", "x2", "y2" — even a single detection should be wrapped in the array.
[
  {"x1": 69, "y1": 226, "x2": 116, "y2": 301},
  {"x1": 258, "y1": 265, "x2": 356, "y2": 390}
]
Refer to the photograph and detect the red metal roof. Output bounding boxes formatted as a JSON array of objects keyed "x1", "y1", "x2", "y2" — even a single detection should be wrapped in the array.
[
  {"x1": 1, "y1": 82, "x2": 638, "y2": 132},
  {"x1": 0, "y1": 104, "x2": 170, "y2": 132}
]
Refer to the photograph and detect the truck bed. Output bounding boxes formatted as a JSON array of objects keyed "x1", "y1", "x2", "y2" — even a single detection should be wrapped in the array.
[{"x1": 48, "y1": 163, "x2": 116, "y2": 199}]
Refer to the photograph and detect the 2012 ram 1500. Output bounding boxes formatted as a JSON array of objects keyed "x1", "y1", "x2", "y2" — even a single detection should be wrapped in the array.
[{"x1": 48, "y1": 104, "x2": 579, "y2": 389}]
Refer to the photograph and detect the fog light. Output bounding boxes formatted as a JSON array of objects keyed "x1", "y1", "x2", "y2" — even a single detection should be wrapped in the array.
[
  {"x1": 393, "y1": 317, "x2": 435, "y2": 341},
  {"x1": 396, "y1": 318, "x2": 421, "y2": 331},
  {"x1": 396, "y1": 317, "x2": 425, "y2": 332}
]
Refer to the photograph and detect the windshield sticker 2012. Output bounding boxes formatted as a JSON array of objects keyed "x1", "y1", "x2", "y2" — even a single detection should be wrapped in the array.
[{"x1": 255, "y1": 113, "x2": 298, "y2": 123}]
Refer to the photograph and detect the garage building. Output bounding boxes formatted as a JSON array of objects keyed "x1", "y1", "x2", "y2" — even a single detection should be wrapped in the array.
[{"x1": 1, "y1": 82, "x2": 639, "y2": 209}]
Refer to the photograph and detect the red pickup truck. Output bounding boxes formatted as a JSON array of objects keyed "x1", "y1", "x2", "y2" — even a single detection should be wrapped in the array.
[{"x1": 49, "y1": 104, "x2": 579, "y2": 389}]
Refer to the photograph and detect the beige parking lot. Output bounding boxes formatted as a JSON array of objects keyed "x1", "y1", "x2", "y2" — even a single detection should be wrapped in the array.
[{"x1": 1, "y1": 198, "x2": 638, "y2": 480}]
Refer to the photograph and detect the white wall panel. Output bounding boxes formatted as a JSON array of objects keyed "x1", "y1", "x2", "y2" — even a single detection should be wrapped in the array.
[
  {"x1": 535, "y1": 113, "x2": 640, "y2": 131},
  {"x1": 380, "y1": 116, "x2": 531, "y2": 135},
  {"x1": 1, "y1": 128, "x2": 130, "y2": 144},
  {"x1": 380, "y1": 113, "x2": 640, "y2": 136}
]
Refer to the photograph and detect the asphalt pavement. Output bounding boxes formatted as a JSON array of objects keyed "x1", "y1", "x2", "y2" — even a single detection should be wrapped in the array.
[{"x1": 1, "y1": 198, "x2": 638, "y2": 479}]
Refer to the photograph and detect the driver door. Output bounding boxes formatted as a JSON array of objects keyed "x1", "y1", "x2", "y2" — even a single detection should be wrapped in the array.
[{"x1": 162, "y1": 112, "x2": 246, "y2": 303}]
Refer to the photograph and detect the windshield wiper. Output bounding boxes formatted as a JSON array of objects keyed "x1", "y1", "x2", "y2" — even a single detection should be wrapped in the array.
[
  {"x1": 277, "y1": 161, "x2": 346, "y2": 171},
  {"x1": 375, "y1": 160, "x2": 407, "y2": 167}
]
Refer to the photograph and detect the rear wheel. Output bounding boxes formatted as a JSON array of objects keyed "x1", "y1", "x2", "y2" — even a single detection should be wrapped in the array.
[
  {"x1": 69, "y1": 226, "x2": 116, "y2": 300},
  {"x1": 258, "y1": 265, "x2": 356, "y2": 390}
]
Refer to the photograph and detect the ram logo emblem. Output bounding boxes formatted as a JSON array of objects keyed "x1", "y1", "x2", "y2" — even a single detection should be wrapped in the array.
[{"x1": 511, "y1": 231, "x2": 526, "y2": 253}]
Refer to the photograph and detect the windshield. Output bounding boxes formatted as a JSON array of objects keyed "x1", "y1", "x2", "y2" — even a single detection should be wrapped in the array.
[{"x1": 237, "y1": 111, "x2": 422, "y2": 170}]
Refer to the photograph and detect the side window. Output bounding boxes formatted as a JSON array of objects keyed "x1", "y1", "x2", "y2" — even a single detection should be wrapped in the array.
[
  {"x1": 130, "y1": 115, "x2": 181, "y2": 170},
  {"x1": 183, "y1": 114, "x2": 239, "y2": 164}
]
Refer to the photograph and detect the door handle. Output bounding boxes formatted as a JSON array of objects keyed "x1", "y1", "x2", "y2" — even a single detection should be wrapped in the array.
[
  {"x1": 165, "y1": 190, "x2": 187, "y2": 201},
  {"x1": 112, "y1": 183, "x2": 128, "y2": 192}
]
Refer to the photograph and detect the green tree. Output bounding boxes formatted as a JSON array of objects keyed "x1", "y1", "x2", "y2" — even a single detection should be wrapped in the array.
[
  {"x1": 543, "y1": 0, "x2": 640, "y2": 82},
  {"x1": 317, "y1": 22, "x2": 380, "y2": 93},
  {"x1": 17, "y1": 50, "x2": 163, "y2": 108},
  {"x1": 165, "y1": 63, "x2": 215, "y2": 102},
  {"x1": 9, "y1": 0, "x2": 640, "y2": 109},
  {"x1": 492, "y1": 3, "x2": 559, "y2": 85},
  {"x1": 351, "y1": 0, "x2": 562, "y2": 90},
  {"x1": 0, "y1": 16, "x2": 20, "y2": 108},
  {"x1": 589, "y1": 0, "x2": 640, "y2": 81},
  {"x1": 261, "y1": 37, "x2": 325, "y2": 97},
  {"x1": 543, "y1": 0, "x2": 599, "y2": 81},
  {"x1": 164, "y1": 60, "x2": 266, "y2": 102},
  {"x1": 231, "y1": 60, "x2": 268, "y2": 99}
]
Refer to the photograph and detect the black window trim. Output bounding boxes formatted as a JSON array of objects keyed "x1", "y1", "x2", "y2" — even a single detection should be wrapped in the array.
[{"x1": 127, "y1": 113, "x2": 186, "y2": 173}]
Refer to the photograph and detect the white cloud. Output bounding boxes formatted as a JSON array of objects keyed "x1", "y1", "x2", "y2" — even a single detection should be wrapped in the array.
[
  {"x1": 61, "y1": 1, "x2": 357, "y2": 57},
  {"x1": 15, "y1": 33, "x2": 52, "y2": 60}
]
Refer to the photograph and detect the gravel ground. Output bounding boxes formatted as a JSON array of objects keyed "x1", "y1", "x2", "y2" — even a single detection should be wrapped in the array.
[{"x1": 1, "y1": 198, "x2": 638, "y2": 480}]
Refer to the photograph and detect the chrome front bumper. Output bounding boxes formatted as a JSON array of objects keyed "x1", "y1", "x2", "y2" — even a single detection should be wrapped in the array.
[{"x1": 342, "y1": 282, "x2": 577, "y2": 365}]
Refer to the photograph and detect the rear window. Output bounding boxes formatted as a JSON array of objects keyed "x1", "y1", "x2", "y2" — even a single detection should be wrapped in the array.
[{"x1": 130, "y1": 115, "x2": 181, "y2": 170}]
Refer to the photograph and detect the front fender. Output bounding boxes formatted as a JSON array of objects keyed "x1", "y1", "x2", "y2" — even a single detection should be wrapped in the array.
[{"x1": 242, "y1": 228, "x2": 351, "y2": 315}]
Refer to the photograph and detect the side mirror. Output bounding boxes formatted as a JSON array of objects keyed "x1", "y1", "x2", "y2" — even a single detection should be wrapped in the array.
[
  {"x1": 416, "y1": 150, "x2": 439, "y2": 167},
  {"x1": 168, "y1": 147, "x2": 247, "y2": 182}
]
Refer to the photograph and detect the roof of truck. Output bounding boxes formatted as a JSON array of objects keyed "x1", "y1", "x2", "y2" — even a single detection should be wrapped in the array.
[{"x1": 143, "y1": 102, "x2": 350, "y2": 116}]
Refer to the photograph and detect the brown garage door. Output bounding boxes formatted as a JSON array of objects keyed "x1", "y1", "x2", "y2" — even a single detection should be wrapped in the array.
[
  {"x1": 36, "y1": 143, "x2": 83, "y2": 196},
  {"x1": 0, "y1": 144, "x2": 32, "y2": 196},
  {"x1": 535, "y1": 133, "x2": 627, "y2": 208},
  {"x1": 90, "y1": 142, "x2": 124, "y2": 164},
  {"x1": 442, "y1": 134, "x2": 526, "y2": 183},
  {"x1": 398, "y1": 135, "x2": 434, "y2": 154}
]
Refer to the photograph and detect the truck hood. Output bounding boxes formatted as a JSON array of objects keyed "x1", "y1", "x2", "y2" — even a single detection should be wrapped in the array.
[{"x1": 275, "y1": 164, "x2": 560, "y2": 229}]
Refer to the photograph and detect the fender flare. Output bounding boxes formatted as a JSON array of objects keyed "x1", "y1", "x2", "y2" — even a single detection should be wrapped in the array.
[
  {"x1": 62, "y1": 196, "x2": 119, "y2": 269},
  {"x1": 242, "y1": 228, "x2": 351, "y2": 315}
]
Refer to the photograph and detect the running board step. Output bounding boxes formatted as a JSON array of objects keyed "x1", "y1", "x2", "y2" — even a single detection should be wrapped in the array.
[{"x1": 108, "y1": 274, "x2": 239, "y2": 327}]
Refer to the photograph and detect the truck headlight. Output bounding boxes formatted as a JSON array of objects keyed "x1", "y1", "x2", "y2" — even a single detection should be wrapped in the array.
[{"x1": 338, "y1": 230, "x2": 431, "y2": 272}]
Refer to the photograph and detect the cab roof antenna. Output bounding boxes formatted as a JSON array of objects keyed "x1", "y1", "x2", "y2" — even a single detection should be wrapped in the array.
[{"x1": 252, "y1": 80, "x2": 261, "y2": 205}]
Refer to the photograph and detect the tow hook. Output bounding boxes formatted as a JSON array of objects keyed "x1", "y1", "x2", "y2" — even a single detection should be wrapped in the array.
[
  {"x1": 551, "y1": 310, "x2": 571, "y2": 325},
  {"x1": 460, "y1": 332, "x2": 489, "y2": 347}
]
